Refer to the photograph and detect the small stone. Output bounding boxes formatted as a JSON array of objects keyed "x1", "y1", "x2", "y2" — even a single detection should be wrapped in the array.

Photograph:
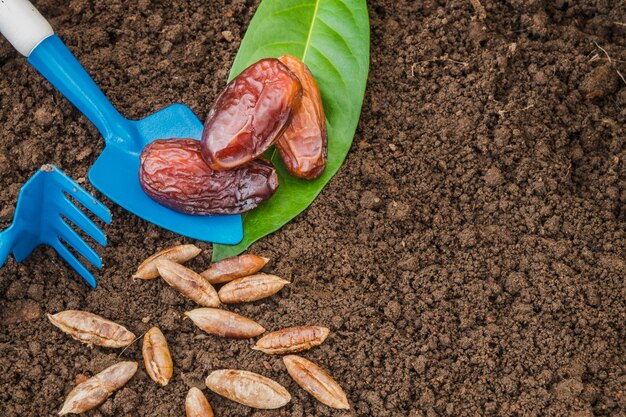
[
  {"x1": 76, "y1": 147, "x2": 93, "y2": 161},
  {"x1": 164, "y1": 24, "x2": 183, "y2": 43},
  {"x1": 34, "y1": 107, "x2": 54, "y2": 127},
  {"x1": 160, "y1": 41, "x2": 173, "y2": 55},
  {"x1": 384, "y1": 300, "x2": 401, "y2": 321},
  {"x1": 412, "y1": 355, "x2": 428, "y2": 373},
  {"x1": 221, "y1": 30, "x2": 234, "y2": 42},
  {"x1": 360, "y1": 191, "x2": 382, "y2": 210},
  {"x1": 484, "y1": 167, "x2": 503, "y2": 186},
  {"x1": 75, "y1": 374, "x2": 89, "y2": 384}
]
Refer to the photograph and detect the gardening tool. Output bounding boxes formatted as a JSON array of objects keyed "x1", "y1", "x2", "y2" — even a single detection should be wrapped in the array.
[
  {"x1": 0, "y1": 165, "x2": 111, "y2": 288},
  {"x1": 0, "y1": 0, "x2": 243, "y2": 244}
]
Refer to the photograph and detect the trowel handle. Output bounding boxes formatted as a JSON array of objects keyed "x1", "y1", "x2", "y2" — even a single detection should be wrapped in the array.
[
  {"x1": 0, "y1": 0, "x2": 53, "y2": 56},
  {"x1": 0, "y1": 0, "x2": 130, "y2": 143}
]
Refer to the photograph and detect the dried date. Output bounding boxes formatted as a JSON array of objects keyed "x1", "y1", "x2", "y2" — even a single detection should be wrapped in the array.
[
  {"x1": 47, "y1": 310, "x2": 136, "y2": 348},
  {"x1": 253, "y1": 326, "x2": 330, "y2": 354},
  {"x1": 133, "y1": 244, "x2": 201, "y2": 279},
  {"x1": 200, "y1": 254, "x2": 269, "y2": 284},
  {"x1": 205, "y1": 369, "x2": 291, "y2": 409},
  {"x1": 276, "y1": 55, "x2": 327, "y2": 179},
  {"x1": 155, "y1": 259, "x2": 220, "y2": 307},
  {"x1": 186, "y1": 387, "x2": 215, "y2": 417},
  {"x1": 201, "y1": 58, "x2": 302, "y2": 170},
  {"x1": 218, "y1": 274, "x2": 289, "y2": 304},
  {"x1": 139, "y1": 139, "x2": 278, "y2": 215},
  {"x1": 59, "y1": 361, "x2": 138, "y2": 415},
  {"x1": 185, "y1": 308, "x2": 266, "y2": 338},
  {"x1": 283, "y1": 355, "x2": 349, "y2": 409},
  {"x1": 142, "y1": 327, "x2": 173, "y2": 386}
]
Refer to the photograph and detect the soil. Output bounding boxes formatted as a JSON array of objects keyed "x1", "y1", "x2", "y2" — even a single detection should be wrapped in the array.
[{"x1": 0, "y1": 0, "x2": 625, "y2": 416}]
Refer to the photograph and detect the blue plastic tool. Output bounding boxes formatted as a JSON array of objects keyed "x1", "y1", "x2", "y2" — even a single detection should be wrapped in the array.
[
  {"x1": 0, "y1": 0, "x2": 243, "y2": 245},
  {"x1": 0, "y1": 165, "x2": 111, "y2": 288}
]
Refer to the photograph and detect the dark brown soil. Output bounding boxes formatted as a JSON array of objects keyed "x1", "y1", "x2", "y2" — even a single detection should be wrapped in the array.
[{"x1": 1, "y1": 0, "x2": 625, "y2": 416}]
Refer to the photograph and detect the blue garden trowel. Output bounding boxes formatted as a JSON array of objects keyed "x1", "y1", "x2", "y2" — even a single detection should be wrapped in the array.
[{"x1": 0, "y1": 0, "x2": 243, "y2": 244}]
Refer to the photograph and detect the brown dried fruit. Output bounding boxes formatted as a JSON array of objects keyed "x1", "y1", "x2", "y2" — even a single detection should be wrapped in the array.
[
  {"x1": 283, "y1": 355, "x2": 349, "y2": 409},
  {"x1": 139, "y1": 139, "x2": 279, "y2": 215},
  {"x1": 47, "y1": 310, "x2": 136, "y2": 348},
  {"x1": 201, "y1": 58, "x2": 302, "y2": 170},
  {"x1": 253, "y1": 326, "x2": 330, "y2": 354},
  {"x1": 276, "y1": 55, "x2": 327, "y2": 179},
  {"x1": 184, "y1": 308, "x2": 265, "y2": 339},
  {"x1": 218, "y1": 274, "x2": 289, "y2": 304},
  {"x1": 205, "y1": 369, "x2": 291, "y2": 409},
  {"x1": 200, "y1": 254, "x2": 269, "y2": 284},
  {"x1": 142, "y1": 327, "x2": 173, "y2": 386},
  {"x1": 59, "y1": 361, "x2": 138, "y2": 415},
  {"x1": 155, "y1": 260, "x2": 220, "y2": 307},
  {"x1": 185, "y1": 387, "x2": 215, "y2": 417},
  {"x1": 133, "y1": 244, "x2": 201, "y2": 279}
]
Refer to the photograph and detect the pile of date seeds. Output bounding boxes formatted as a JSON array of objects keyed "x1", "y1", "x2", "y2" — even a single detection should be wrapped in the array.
[
  {"x1": 139, "y1": 55, "x2": 328, "y2": 216},
  {"x1": 48, "y1": 244, "x2": 349, "y2": 415}
]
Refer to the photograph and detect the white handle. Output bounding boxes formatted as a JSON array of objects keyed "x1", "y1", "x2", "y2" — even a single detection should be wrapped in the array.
[{"x1": 0, "y1": 0, "x2": 53, "y2": 56}]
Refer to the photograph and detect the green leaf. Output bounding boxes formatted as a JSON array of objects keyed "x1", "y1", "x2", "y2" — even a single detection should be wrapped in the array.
[{"x1": 212, "y1": 0, "x2": 370, "y2": 261}]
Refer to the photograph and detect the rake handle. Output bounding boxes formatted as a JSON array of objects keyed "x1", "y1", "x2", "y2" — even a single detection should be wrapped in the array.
[{"x1": 0, "y1": 0, "x2": 133, "y2": 146}]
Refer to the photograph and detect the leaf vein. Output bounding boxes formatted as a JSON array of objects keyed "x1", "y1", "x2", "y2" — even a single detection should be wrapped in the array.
[
  {"x1": 301, "y1": 0, "x2": 321, "y2": 62},
  {"x1": 316, "y1": 16, "x2": 356, "y2": 58}
]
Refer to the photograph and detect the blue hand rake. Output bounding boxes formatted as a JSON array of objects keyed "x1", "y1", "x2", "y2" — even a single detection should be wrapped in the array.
[
  {"x1": 0, "y1": 165, "x2": 111, "y2": 288},
  {"x1": 0, "y1": 0, "x2": 243, "y2": 245}
]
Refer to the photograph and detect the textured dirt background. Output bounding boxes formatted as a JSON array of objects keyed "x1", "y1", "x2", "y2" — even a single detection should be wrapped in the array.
[{"x1": 1, "y1": 0, "x2": 625, "y2": 416}]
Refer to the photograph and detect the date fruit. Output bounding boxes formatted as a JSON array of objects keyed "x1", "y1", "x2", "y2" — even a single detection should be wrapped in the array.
[
  {"x1": 59, "y1": 361, "x2": 138, "y2": 415},
  {"x1": 253, "y1": 326, "x2": 330, "y2": 354},
  {"x1": 218, "y1": 274, "x2": 289, "y2": 304},
  {"x1": 200, "y1": 254, "x2": 269, "y2": 284},
  {"x1": 142, "y1": 327, "x2": 173, "y2": 386},
  {"x1": 139, "y1": 139, "x2": 278, "y2": 215},
  {"x1": 185, "y1": 308, "x2": 266, "y2": 338},
  {"x1": 283, "y1": 355, "x2": 349, "y2": 409},
  {"x1": 133, "y1": 244, "x2": 201, "y2": 279},
  {"x1": 205, "y1": 369, "x2": 291, "y2": 409},
  {"x1": 276, "y1": 55, "x2": 327, "y2": 179},
  {"x1": 48, "y1": 310, "x2": 136, "y2": 348},
  {"x1": 186, "y1": 387, "x2": 215, "y2": 417},
  {"x1": 155, "y1": 259, "x2": 220, "y2": 307},
  {"x1": 201, "y1": 58, "x2": 302, "y2": 170}
]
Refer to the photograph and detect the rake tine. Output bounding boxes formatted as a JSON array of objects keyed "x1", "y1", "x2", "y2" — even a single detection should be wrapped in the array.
[
  {"x1": 52, "y1": 239, "x2": 97, "y2": 288},
  {"x1": 56, "y1": 219, "x2": 102, "y2": 269},
  {"x1": 54, "y1": 170, "x2": 112, "y2": 224},
  {"x1": 60, "y1": 195, "x2": 107, "y2": 246}
]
